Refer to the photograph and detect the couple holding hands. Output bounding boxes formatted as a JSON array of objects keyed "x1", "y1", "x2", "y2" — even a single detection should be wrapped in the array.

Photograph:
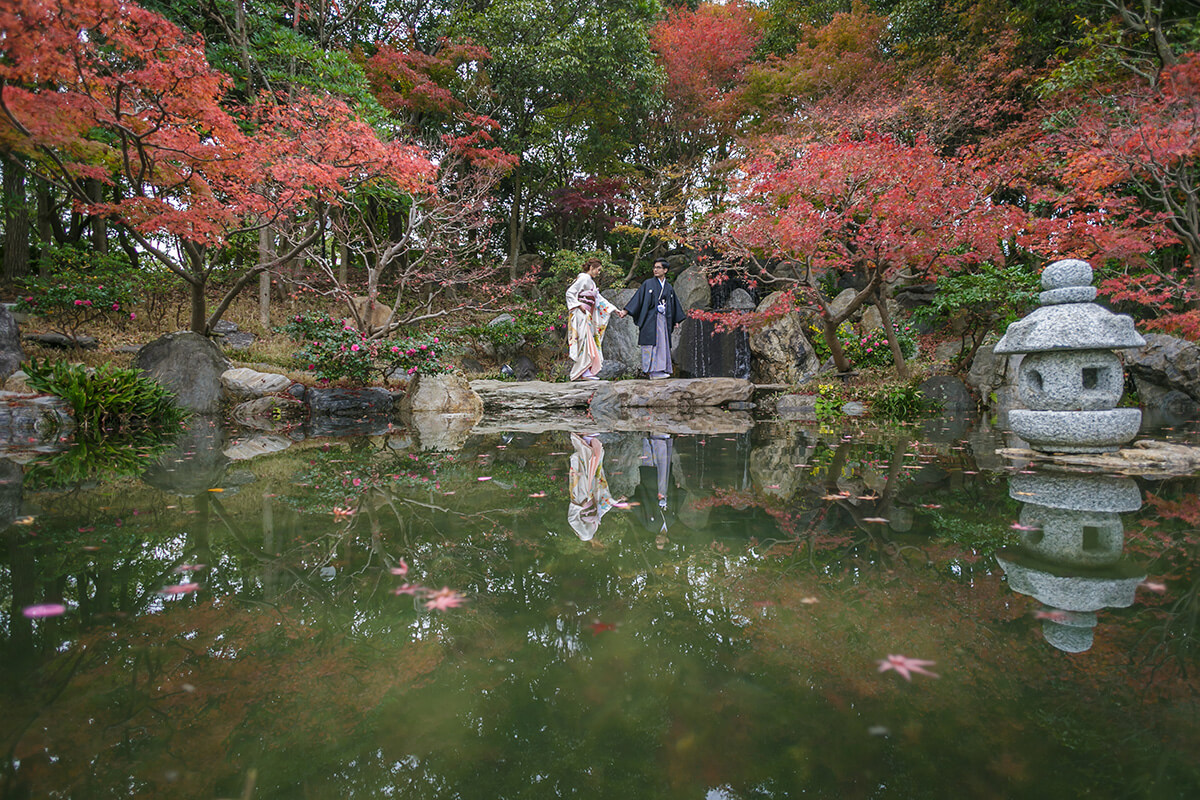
[{"x1": 565, "y1": 257, "x2": 685, "y2": 381}]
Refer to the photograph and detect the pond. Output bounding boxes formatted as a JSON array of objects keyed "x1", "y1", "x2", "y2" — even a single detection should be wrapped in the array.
[{"x1": 2, "y1": 414, "x2": 1199, "y2": 799}]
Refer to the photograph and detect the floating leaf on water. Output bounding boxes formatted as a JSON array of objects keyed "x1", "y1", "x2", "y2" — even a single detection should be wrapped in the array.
[
  {"x1": 22, "y1": 603, "x2": 67, "y2": 619},
  {"x1": 160, "y1": 583, "x2": 200, "y2": 596},
  {"x1": 863, "y1": 517, "x2": 889, "y2": 524},
  {"x1": 13, "y1": 515, "x2": 35, "y2": 525}
]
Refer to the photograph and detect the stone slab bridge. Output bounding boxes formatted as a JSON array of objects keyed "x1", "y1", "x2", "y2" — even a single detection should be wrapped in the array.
[{"x1": 468, "y1": 377, "x2": 762, "y2": 436}]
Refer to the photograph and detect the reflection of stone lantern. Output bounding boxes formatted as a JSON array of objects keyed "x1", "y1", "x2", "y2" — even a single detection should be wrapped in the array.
[
  {"x1": 997, "y1": 473, "x2": 1146, "y2": 653},
  {"x1": 995, "y1": 259, "x2": 1145, "y2": 453}
]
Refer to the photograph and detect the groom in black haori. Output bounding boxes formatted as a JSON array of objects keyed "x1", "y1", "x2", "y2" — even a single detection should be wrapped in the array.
[{"x1": 623, "y1": 258, "x2": 686, "y2": 379}]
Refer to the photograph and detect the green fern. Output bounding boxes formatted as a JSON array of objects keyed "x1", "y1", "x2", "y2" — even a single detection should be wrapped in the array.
[{"x1": 24, "y1": 360, "x2": 188, "y2": 433}]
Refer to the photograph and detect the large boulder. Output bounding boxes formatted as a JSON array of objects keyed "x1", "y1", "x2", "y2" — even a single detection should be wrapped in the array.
[
  {"x1": 406, "y1": 373, "x2": 483, "y2": 417},
  {"x1": 308, "y1": 387, "x2": 400, "y2": 417},
  {"x1": 748, "y1": 291, "x2": 820, "y2": 385},
  {"x1": 827, "y1": 288, "x2": 859, "y2": 321},
  {"x1": 220, "y1": 367, "x2": 292, "y2": 402},
  {"x1": 1127, "y1": 333, "x2": 1200, "y2": 403},
  {"x1": 0, "y1": 306, "x2": 24, "y2": 381},
  {"x1": 966, "y1": 343, "x2": 1023, "y2": 422},
  {"x1": 601, "y1": 287, "x2": 641, "y2": 376},
  {"x1": 135, "y1": 331, "x2": 229, "y2": 414},
  {"x1": 918, "y1": 375, "x2": 976, "y2": 415},
  {"x1": 674, "y1": 266, "x2": 711, "y2": 312}
]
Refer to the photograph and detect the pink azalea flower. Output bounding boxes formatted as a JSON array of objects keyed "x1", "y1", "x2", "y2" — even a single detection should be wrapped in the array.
[
  {"x1": 424, "y1": 587, "x2": 468, "y2": 611},
  {"x1": 877, "y1": 654, "x2": 939, "y2": 681},
  {"x1": 160, "y1": 583, "x2": 200, "y2": 596},
  {"x1": 351, "y1": 344, "x2": 360, "y2": 351},
  {"x1": 22, "y1": 603, "x2": 67, "y2": 619},
  {"x1": 392, "y1": 583, "x2": 424, "y2": 596},
  {"x1": 390, "y1": 558, "x2": 409, "y2": 576}
]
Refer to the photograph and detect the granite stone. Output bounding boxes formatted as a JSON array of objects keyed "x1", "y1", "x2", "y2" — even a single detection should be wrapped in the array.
[
  {"x1": 994, "y1": 302, "x2": 1145, "y2": 354},
  {"x1": 1017, "y1": 350, "x2": 1124, "y2": 411},
  {"x1": 1008, "y1": 408, "x2": 1143, "y2": 452},
  {"x1": 1041, "y1": 259, "x2": 1093, "y2": 290},
  {"x1": 1039, "y1": 286, "x2": 1096, "y2": 305}
]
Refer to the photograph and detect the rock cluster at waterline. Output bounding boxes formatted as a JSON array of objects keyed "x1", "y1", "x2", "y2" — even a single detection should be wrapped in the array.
[{"x1": 995, "y1": 259, "x2": 1144, "y2": 453}]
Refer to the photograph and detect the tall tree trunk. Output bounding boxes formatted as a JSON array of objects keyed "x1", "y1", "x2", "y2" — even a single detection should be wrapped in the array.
[
  {"x1": 508, "y1": 164, "x2": 523, "y2": 280},
  {"x1": 85, "y1": 179, "x2": 107, "y2": 254},
  {"x1": 2, "y1": 154, "x2": 31, "y2": 282},
  {"x1": 35, "y1": 178, "x2": 54, "y2": 279},
  {"x1": 820, "y1": 314, "x2": 853, "y2": 373},
  {"x1": 874, "y1": 291, "x2": 910, "y2": 380},
  {"x1": 258, "y1": 227, "x2": 273, "y2": 328}
]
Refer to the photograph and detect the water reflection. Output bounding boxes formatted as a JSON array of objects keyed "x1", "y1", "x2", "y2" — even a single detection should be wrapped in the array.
[
  {"x1": 2, "y1": 419, "x2": 1199, "y2": 798},
  {"x1": 635, "y1": 434, "x2": 677, "y2": 539},
  {"x1": 998, "y1": 471, "x2": 1146, "y2": 652},
  {"x1": 567, "y1": 433, "x2": 619, "y2": 541}
]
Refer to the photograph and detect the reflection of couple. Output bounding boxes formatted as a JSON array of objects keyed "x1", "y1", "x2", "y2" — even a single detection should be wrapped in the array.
[
  {"x1": 567, "y1": 432, "x2": 680, "y2": 542},
  {"x1": 635, "y1": 434, "x2": 677, "y2": 534},
  {"x1": 567, "y1": 433, "x2": 619, "y2": 541}
]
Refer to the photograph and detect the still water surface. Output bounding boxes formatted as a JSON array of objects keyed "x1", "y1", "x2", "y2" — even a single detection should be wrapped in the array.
[{"x1": 1, "y1": 417, "x2": 1198, "y2": 799}]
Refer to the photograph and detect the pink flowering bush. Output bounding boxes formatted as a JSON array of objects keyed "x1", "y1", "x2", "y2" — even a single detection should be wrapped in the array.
[
  {"x1": 14, "y1": 247, "x2": 138, "y2": 342},
  {"x1": 282, "y1": 314, "x2": 446, "y2": 384},
  {"x1": 841, "y1": 323, "x2": 918, "y2": 369}
]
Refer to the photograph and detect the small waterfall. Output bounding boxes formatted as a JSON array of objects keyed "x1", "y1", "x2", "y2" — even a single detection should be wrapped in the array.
[{"x1": 676, "y1": 317, "x2": 751, "y2": 379}]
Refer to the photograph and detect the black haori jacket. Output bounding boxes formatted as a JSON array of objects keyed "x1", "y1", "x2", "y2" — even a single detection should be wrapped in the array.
[{"x1": 623, "y1": 278, "x2": 686, "y2": 346}]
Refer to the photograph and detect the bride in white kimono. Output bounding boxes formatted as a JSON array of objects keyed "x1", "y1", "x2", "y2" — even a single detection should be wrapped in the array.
[{"x1": 565, "y1": 258, "x2": 625, "y2": 381}]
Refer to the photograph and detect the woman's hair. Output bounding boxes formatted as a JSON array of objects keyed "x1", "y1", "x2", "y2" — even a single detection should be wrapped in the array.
[{"x1": 583, "y1": 257, "x2": 602, "y2": 272}]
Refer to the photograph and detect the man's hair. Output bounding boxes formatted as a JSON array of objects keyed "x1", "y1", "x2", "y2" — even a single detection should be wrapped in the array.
[{"x1": 653, "y1": 258, "x2": 669, "y2": 270}]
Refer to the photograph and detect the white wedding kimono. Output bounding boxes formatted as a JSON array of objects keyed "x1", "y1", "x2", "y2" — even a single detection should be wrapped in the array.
[{"x1": 565, "y1": 272, "x2": 617, "y2": 380}]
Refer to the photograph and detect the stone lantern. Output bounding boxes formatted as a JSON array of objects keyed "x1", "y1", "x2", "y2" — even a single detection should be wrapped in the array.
[{"x1": 995, "y1": 259, "x2": 1145, "y2": 453}]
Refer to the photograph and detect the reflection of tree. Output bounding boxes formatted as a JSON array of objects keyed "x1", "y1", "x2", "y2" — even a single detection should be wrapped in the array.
[{"x1": 1126, "y1": 485, "x2": 1200, "y2": 688}]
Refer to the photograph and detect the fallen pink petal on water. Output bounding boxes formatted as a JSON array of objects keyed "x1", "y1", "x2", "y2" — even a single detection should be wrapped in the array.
[
  {"x1": 392, "y1": 583, "x2": 425, "y2": 596},
  {"x1": 862, "y1": 517, "x2": 889, "y2": 524},
  {"x1": 478, "y1": 476, "x2": 492, "y2": 482},
  {"x1": 529, "y1": 491, "x2": 546, "y2": 498},
  {"x1": 1011, "y1": 523, "x2": 1041, "y2": 531},
  {"x1": 424, "y1": 587, "x2": 468, "y2": 610},
  {"x1": 1139, "y1": 580, "x2": 1167, "y2": 594},
  {"x1": 160, "y1": 583, "x2": 200, "y2": 596},
  {"x1": 174, "y1": 564, "x2": 207, "y2": 573},
  {"x1": 22, "y1": 603, "x2": 67, "y2": 619},
  {"x1": 1034, "y1": 609, "x2": 1068, "y2": 621},
  {"x1": 877, "y1": 654, "x2": 939, "y2": 681},
  {"x1": 921, "y1": 503, "x2": 942, "y2": 509},
  {"x1": 390, "y1": 558, "x2": 409, "y2": 576}
]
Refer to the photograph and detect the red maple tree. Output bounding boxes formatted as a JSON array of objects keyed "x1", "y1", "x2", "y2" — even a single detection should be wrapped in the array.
[
  {"x1": 706, "y1": 132, "x2": 1026, "y2": 376},
  {"x1": 0, "y1": 0, "x2": 435, "y2": 334}
]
